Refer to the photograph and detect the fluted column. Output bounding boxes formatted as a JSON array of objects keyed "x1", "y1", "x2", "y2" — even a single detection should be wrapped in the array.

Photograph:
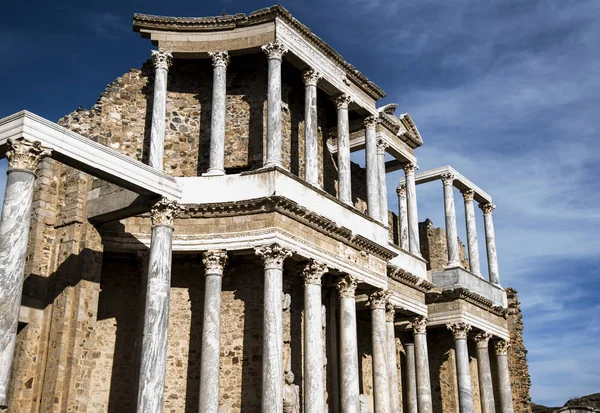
[
  {"x1": 303, "y1": 260, "x2": 328, "y2": 413},
  {"x1": 365, "y1": 115, "x2": 380, "y2": 219},
  {"x1": 377, "y1": 139, "x2": 389, "y2": 226},
  {"x1": 149, "y1": 50, "x2": 172, "y2": 170},
  {"x1": 404, "y1": 343, "x2": 418, "y2": 413},
  {"x1": 480, "y1": 203, "x2": 500, "y2": 285},
  {"x1": 137, "y1": 198, "x2": 180, "y2": 413},
  {"x1": 462, "y1": 190, "x2": 482, "y2": 276},
  {"x1": 255, "y1": 243, "x2": 293, "y2": 413},
  {"x1": 494, "y1": 341, "x2": 514, "y2": 413},
  {"x1": 205, "y1": 51, "x2": 230, "y2": 176},
  {"x1": 473, "y1": 332, "x2": 496, "y2": 413},
  {"x1": 335, "y1": 94, "x2": 353, "y2": 205},
  {"x1": 404, "y1": 163, "x2": 421, "y2": 255},
  {"x1": 447, "y1": 323, "x2": 474, "y2": 413},
  {"x1": 0, "y1": 138, "x2": 51, "y2": 409},
  {"x1": 385, "y1": 304, "x2": 400, "y2": 413},
  {"x1": 262, "y1": 40, "x2": 288, "y2": 168},
  {"x1": 303, "y1": 69, "x2": 321, "y2": 187},
  {"x1": 411, "y1": 316, "x2": 432, "y2": 413},
  {"x1": 369, "y1": 290, "x2": 391, "y2": 413},
  {"x1": 198, "y1": 250, "x2": 228, "y2": 413},
  {"x1": 336, "y1": 275, "x2": 361, "y2": 413},
  {"x1": 396, "y1": 185, "x2": 409, "y2": 250},
  {"x1": 441, "y1": 173, "x2": 461, "y2": 268}
]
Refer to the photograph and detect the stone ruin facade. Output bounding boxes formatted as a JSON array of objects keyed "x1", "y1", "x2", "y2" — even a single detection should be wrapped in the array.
[{"x1": 0, "y1": 5, "x2": 531, "y2": 413}]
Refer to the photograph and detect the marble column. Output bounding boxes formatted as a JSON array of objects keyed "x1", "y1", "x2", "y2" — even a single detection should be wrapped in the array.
[
  {"x1": 137, "y1": 198, "x2": 180, "y2": 413},
  {"x1": 205, "y1": 51, "x2": 230, "y2": 176},
  {"x1": 396, "y1": 184, "x2": 409, "y2": 250},
  {"x1": 262, "y1": 40, "x2": 288, "y2": 169},
  {"x1": 411, "y1": 316, "x2": 432, "y2": 413},
  {"x1": 303, "y1": 260, "x2": 328, "y2": 413},
  {"x1": 303, "y1": 69, "x2": 321, "y2": 187},
  {"x1": 404, "y1": 163, "x2": 421, "y2": 255},
  {"x1": 369, "y1": 290, "x2": 391, "y2": 413},
  {"x1": 385, "y1": 304, "x2": 400, "y2": 413},
  {"x1": 480, "y1": 203, "x2": 500, "y2": 285},
  {"x1": 336, "y1": 275, "x2": 361, "y2": 413},
  {"x1": 494, "y1": 341, "x2": 514, "y2": 413},
  {"x1": 447, "y1": 323, "x2": 474, "y2": 413},
  {"x1": 198, "y1": 250, "x2": 228, "y2": 413},
  {"x1": 473, "y1": 332, "x2": 496, "y2": 413},
  {"x1": 404, "y1": 343, "x2": 418, "y2": 413},
  {"x1": 365, "y1": 115, "x2": 380, "y2": 220},
  {"x1": 377, "y1": 139, "x2": 389, "y2": 226},
  {"x1": 255, "y1": 243, "x2": 293, "y2": 413},
  {"x1": 0, "y1": 138, "x2": 51, "y2": 409},
  {"x1": 149, "y1": 50, "x2": 172, "y2": 170},
  {"x1": 462, "y1": 190, "x2": 482, "y2": 276},
  {"x1": 441, "y1": 173, "x2": 461, "y2": 268},
  {"x1": 335, "y1": 94, "x2": 353, "y2": 205}
]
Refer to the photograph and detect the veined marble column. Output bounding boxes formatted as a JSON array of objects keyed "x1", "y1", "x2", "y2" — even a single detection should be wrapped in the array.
[
  {"x1": 335, "y1": 94, "x2": 353, "y2": 205},
  {"x1": 255, "y1": 243, "x2": 293, "y2": 413},
  {"x1": 494, "y1": 341, "x2": 514, "y2": 413},
  {"x1": 404, "y1": 343, "x2": 418, "y2": 413},
  {"x1": 447, "y1": 323, "x2": 474, "y2": 413},
  {"x1": 198, "y1": 250, "x2": 228, "y2": 413},
  {"x1": 411, "y1": 316, "x2": 432, "y2": 413},
  {"x1": 302, "y1": 260, "x2": 328, "y2": 413},
  {"x1": 0, "y1": 138, "x2": 51, "y2": 409},
  {"x1": 369, "y1": 290, "x2": 391, "y2": 413},
  {"x1": 336, "y1": 275, "x2": 361, "y2": 413},
  {"x1": 365, "y1": 115, "x2": 380, "y2": 220},
  {"x1": 137, "y1": 198, "x2": 180, "y2": 413},
  {"x1": 462, "y1": 190, "x2": 482, "y2": 276},
  {"x1": 441, "y1": 173, "x2": 461, "y2": 268},
  {"x1": 396, "y1": 184, "x2": 409, "y2": 250},
  {"x1": 262, "y1": 40, "x2": 288, "y2": 169},
  {"x1": 480, "y1": 203, "x2": 500, "y2": 285},
  {"x1": 404, "y1": 163, "x2": 421, "y2": 255},
  {"x1": 473, "y1": 332, "x2": 496, "y2": 413},
  {"x1": 385, "y1": 304, "x2": 400, "y2": 413},
  {"x1": 205, "y1": 51, "x2": 230, "y2": 176},
  {"x1": 149, "y1": 50, "x2": 172, "y2": 170},
  {"x1": 377, "y1": 139, "x2": 389, "y2": 226},
  {"x1": 303, "y1": 69, "x2": 321, "y2": 187}
]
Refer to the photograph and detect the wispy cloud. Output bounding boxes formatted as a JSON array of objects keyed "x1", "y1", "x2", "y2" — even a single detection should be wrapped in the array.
[{"x1": 86, "y1": 11, "x2": 129, "y2": 40}]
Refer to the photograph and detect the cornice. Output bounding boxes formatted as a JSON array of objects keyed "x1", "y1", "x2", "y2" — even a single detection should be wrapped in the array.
[
  {"x1": 387, "y1": 266, "x2": 434, "y2": 293},
  {"x1": 426, "y1": 286, "x2": 508, "y2": 318}
]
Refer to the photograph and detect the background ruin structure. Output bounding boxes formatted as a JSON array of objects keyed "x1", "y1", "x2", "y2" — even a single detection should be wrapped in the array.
[{"x1": 0, "y1": 5, "x2": 531, "y2": 413}]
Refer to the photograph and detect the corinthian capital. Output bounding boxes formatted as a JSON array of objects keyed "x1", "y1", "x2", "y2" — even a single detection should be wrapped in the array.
[
  {"x1": 209, "y1": 51, "x2": 230, "y2": 68},
  {"x1": 368, "y1": 289, "x2": 389, "y2": 310},
  {"x1": 411, "y1": 315, "x2": 428, "y2": 334},
  {"x1": 462, "y1": 189, "x2": 475, "y2": 202},
  {"x1": 203, "y1": 249, "x2": 228, "y2": 275},
  {"x1": 364, "y1": 115, "x2": 380, "y2": 129},
  {"x1": 302, "y1": 69, "x2": 321, "y2": 87},
  {"x1": 396, "y1": 184, "x2": 406, "y2": 197},
  {"x1": 403, "y1": 163, "x2": 418, "y2": 175},
  {"x1": 334, "y1": 94, "x2": 352, "y2": 110},
  {"x1": 473, "y1": 331, "x2": 492, "y2": 348},
  {"x1": 150, "y1": 198, "x2": 181, "y2": 227},
  {"x1": 376, "y1": 139, "x2": 389, "y2": 155},
  {"x1": 6, "y1": 138, "x2": 51, "y2": 173},
  {"x1": 336, "y1": 274, "x2": 358, "y2": 298},
  {"x1": 447, "y1": 322, "x2": 472, "y2": 340},
  {"x1": 262, "y1": 40, "x2": 287, "y2": 60},
  {"x1": 385, "y1": 302, "x2": 395, "y2": 322},
  {"x1": 255, "y1": 243, "x2": 293, "y2": 269},
  {"x1": 440, "y1": 173, "x2": 455, "y2": 186},
  {"x1": 302, "y1": 259, "x2": 328, "y2": 286},
  {"x1": 494, "y1": 340, "x2": 511, "y2": 355},
  {"x1": 152, "y1": 50, "x2": 173, "y2": 70},
  {"x1": 479, "y1": 203, "x2": 496, "y2": 214}
]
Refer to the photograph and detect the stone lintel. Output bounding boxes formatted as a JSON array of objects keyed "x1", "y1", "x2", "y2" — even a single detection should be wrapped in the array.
[
  {"x1": 433, "y1": 267, "x2": 506, "y2": 307},
  {"x1": 87, "y1": 184, "x2": 160, "y2": 224}
]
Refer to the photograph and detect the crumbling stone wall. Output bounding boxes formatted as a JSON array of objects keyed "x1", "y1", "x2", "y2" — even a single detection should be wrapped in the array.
[
  {"x1": 419, "y1": 218, "x2": 470, "y2": 272},
  {"x1": 506, "y1": 288, "x2": 532, "y2": 413}
]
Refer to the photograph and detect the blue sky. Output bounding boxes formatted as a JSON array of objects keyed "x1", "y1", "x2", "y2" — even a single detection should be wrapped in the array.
[{"x1": 1, "y1": 0, "x2": 598, "y2": 406}]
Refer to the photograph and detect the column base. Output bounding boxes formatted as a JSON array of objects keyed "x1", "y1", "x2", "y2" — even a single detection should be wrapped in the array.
[
  {"x1": 262, "y1": 161, "x2": 284, "y2": 170},
  {"x1": 444, "y1": 261, "x2": 462, "y2": 270},
  {"x1": 202, "y1": 168, "x2": 226, "y2": 177}
]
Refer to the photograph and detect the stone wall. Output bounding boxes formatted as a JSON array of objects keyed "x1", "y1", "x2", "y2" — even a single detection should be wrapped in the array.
[
  {"x1": 419, "y1": 218, "x2": 470, "y2": 272},
  {"x1": 506, "y1": 288, "x2": 532, "y2": 413}
]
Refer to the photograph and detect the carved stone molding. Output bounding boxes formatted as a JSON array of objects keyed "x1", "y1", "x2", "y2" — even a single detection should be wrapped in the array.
[
  {"x1": 152, "y1": 49, "x2": 173, "y2": 70},
  {"x1": 376, "y1": 139, "x2": 389, "y2": 155},
  {"x1": 262, "y1": 40, "x2": 288, "y2": 60},
  {"x1": 255, "y1": 242, "x2": 293, "y2": 269},
  {"x1": 473, "y1": 331, "x2": 492, "y2": 349},
  {"x1": 6, "y1": 137, "x2": 51, "y2": 173},
  {"x1": 441, "y1": 172, "x2": 456, "y2": 186},
  {"x1": 363, "y1": 115, "x2": 380, "y2": 129},
  {"x1": 411, "y1": 316, "x2": 428, "y2": 334},
  {"x1": 387, "y1": 266, "x2": 434, "y2": 293},
  {"x1": 462, "y1": 189, "x2": 475, "y2": 202},
  {"x1": 302, "y1": 68, "x2": 321, "y2": 87},
  {"x1": 209, "y1": 51, "x2": 230, "y2": 67},
  {"x1": 150, "y1": 198, "x2": 181, "y2": 227},
  {"x1": 385, "y1": 302, "x2": 395, "y2": 322},
  {"x1": 479, "y1": 203, "x2": 496, "y2": 214},
  {"x1": 202, "y1": 249, "x2": 228, "y2": 275},
  {"x1": 368, "y1": 289, "x2": 389, "y2": 310},
  {"x1": 447, "y1": 322, "x2": 472, "y2": 340},
  {"x1": 403, "y1": 163, "x2": 419, "y2": 175},
  {"x1": 336, "y1": 274, "x2": 357, "y2": 298},
  {"x1": 396, "y1": 184, "x2": 406, "y2": 197},
  {"x1": 494, "y1": 340, "x2": 511, "y2": 355},
  {"x1": 334, "y1": 94, "x2": 352, "y2": 110},
  {"x1": 302, "y1": 259, "x2": 328, "y2": 286}
]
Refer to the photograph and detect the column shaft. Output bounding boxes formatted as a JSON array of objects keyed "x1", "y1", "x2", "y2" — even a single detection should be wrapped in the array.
[
  {"x1": 495, "y1": 342, "x2": 514, "y2": 413},
  {"x1": 365, "y1": 117, "x2": 380, "y2": 219},
  {"x1": 337, "y1": 276, "x2": 360, "y2": 413},
  {"x1": 442, "y1": 173, "x2": 461, "y2": 267},
  {"x1": 336, "y1": 95, "x2": 352, "y2": 205},
  {"x1": 328, "y1": 290, "x2": 340, "y2": 413},
  {"x1": 404, "y1": 343, "x2": 418, "y2": 413},
  {"x1": 303, "y1": 69, "x2": 321, "y2": 187},
  {"x1": 262, "y1": 41, "x2": 287, "y2": 168},
  {"x1": 386, "y1": 307, "x2": 400, "y2": 413},
  {"x1": 149, "y1": 50, "x2": 172, "y2": 170},
  {"x1": 481, "y1": 204, "x2": 500, "y2": 284},
  {"x1": 448, "y1": 323, "x2": 474, "y2": 413},
  {"x1": 462, "y1": 190, "x2": 482, "y2": 275},
  {"x1": 474, "y1": 333, "x2": 496, "y2": 413},
  {"x1": 370, "y1": 291, "x2": 391, "y2": 413},
  {"x1": 206, "y1": 52, "x2": 229, "y2": 176},
  {"x1": 412, "y1": 318, "x2": 432, "y2": 413},
  {"x1": 397, "y1": 185, "x2": 409, "y2": 250},
  {"x1": 404, "y1": 164, "x2": 421, "y2": 255},
  {"x1": 377, "y1": 140, "x2": 389, "y2": 226}
]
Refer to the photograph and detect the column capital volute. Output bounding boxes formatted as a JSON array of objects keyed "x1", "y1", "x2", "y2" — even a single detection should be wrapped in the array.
[
  {"x1": 446, "y1": 322, "x2": 472, "y2": 340},
  {"x1": 152, "y1": 49, "x2": 173, "y2": 70},
  {"x1": 385, "y1": 302, "x2": 395, "y2": 322},
  {"x1": 376, "y1": 138, "x2": 389, "y2": 155},
  {"x1": 208, "y1": 51, "x2": 230, "y2": 68},
  {"x1": 302, "y1": 68, "x2": 321, "y2": 87},
  {"x1": 367, "y1": 289, "x2": 389, "y2": 310},
  {"x1": 494, "y1": 340, "x2": 510, "y2": 355},
  {"x1": 202, "y1": 249, "x2": 228, "y2": 275},
  {"x1": 6, "y1": 137, "x2": 52, "y2": 173},
  {"x1": 473, "y1": 331, "x2": 492, "y2": 348},
  {"x1": 150, "y1": 198, "x2": 181, "y2": 227},
  {"x1": 462, "y1": 189, "x2": 475, "y2": 202},
  {"x1": 396, "y1": 184, "x2": 406, "y2": 197},
  {"x1": 335, "y1": 274, "x2": 358, "y2": 298},
  {"x1": 440, "y1": 172, "x2": 456, "y2": 187},
  {"x1": 411, "y1": 316, "x2": 428, "y2": 334},
  {"x1": 363, "y1": 115, "x2": 380, "y2": 129},
  {"x1": 403, "y1": 163, "x2": 419, "y2": 175},
  {"x1": 302, "y1": 259, "x2": 328, "y2": 286},
  {"x1": 255, "y1": 243, "x2": 293, "y2": 269},
  {"x1": 334, "y1": 94, "x2": 352, "y2": 110},
  {"x1": 262, "y1": 40, "x2": 288, "y2": 60},
  {"x1": 479, "y1": 202, "x2": 496, "y2": 214}
]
